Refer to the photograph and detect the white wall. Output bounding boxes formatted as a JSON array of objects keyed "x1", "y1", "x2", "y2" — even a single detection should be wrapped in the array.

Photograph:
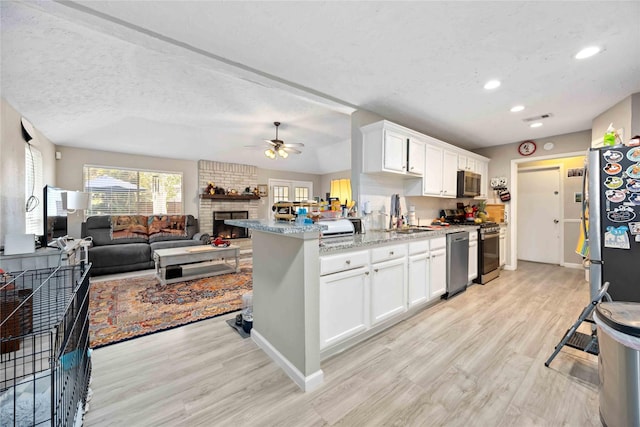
[
  {"x1": 474, "y1": 130, "x2": 591, "y2": 269},
  {"x1": 592, "y1": 96, "x2": 632, "y2": 145},
  {"x1": 1, "y1": 98, "x2": 56, "y2": 245}
]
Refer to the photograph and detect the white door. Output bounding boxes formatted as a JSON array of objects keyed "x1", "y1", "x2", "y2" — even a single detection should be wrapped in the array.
[{"x1": 517, "y1": 168, "x2": 561, "y2": 264}]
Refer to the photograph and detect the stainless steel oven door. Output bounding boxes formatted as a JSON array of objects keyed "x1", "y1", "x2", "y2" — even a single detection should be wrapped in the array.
[{"x1": 481, "y1": 231, "x2": 500, "y2": 274}]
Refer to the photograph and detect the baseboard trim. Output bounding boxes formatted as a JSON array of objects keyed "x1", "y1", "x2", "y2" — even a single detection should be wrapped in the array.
[
  {"x1": 562, "y1": 262, "x2": 583, "y2": 269},
  {"x1": 251, "y1": 329, "x2": 324, "y2": 392}
]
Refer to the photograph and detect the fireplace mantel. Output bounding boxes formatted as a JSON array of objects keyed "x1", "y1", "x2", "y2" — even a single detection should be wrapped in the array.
[{"x1": 200, "y1": 194, "x2": 260, "y2": 201}]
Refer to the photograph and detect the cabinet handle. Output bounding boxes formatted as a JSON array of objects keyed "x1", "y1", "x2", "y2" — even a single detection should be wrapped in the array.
[
  {"x1": 410, "y1": 166, "x2": 414, "y2": 170},
  {"x1": 389, "y1": 251, "x2": 394, "y2": 255},
  {"x1": 431, "y1": 255, "x2": 436, "y2": 258},
  {"x1": 365, "y1": 271, "x2": 370, "y2": 275},
  {"x1": 374, "y1": 268, "x2": 379, "y2": 273},
  {"x1": 345, "y1": 260, "x2": 351, "y2": 265},
  {"x1": 402, "y1": 165, "x2": 406, "y2": 169}
]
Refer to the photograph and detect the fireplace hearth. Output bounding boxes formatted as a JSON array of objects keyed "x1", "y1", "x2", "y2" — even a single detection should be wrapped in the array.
[{"x1": 213, "y1": 211, "x2": 249, "y2": 239}]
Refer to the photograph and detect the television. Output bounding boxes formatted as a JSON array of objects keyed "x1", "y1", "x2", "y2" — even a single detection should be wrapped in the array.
[{"x1": 42, "y1": 185, "x2": 68, "y2": 247}]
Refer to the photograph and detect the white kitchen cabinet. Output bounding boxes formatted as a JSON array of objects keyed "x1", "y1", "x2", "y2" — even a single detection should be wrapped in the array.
[
  {"x1": 429, "y1": 237, "x2": 447, "y2": 299},
  {"x1": 423, "y1": 143, "x2": 444, "y2": 196},
  {"x1": 362, "y1": 121, "x2": 414, "y2": 176},
  {"x1": 413, "y1": 142, "x2": 457, "y2": 198},
  {"x1": 475, "y1": 160, "x2": 489, "y2": 199},
  {"x1": 468, "y1": 231, "x2": 478, "y2": 282},
  {"x1": 442, "y1": 149, "x2": 458, "y2": 197},
  {"x1": 370, "y1": 257, "x2": 407, "y2": 325},
  {"x1": 408, "y1": 252, "x2": 429, "y2": 307},
  {"x1": 319, "y1": 265, "x2": 370, "y2": 350},
  {"x1": 383, "y1": 129, "x2": 407, "y2": 173},
  {"x1": 458, "y1": 154, "x2": 476, "y2": 172},
  {"x1": 499, "y1": 226, "x2": 507, "y2": 267},
  {"x1": 407, "y1": 137, "x2": 425, "y2": 176}
]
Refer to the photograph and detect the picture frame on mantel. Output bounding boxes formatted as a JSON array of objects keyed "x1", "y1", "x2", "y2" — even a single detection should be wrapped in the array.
[{"x1": 258, "y1": 184, "x2": 268, "y2": 197}]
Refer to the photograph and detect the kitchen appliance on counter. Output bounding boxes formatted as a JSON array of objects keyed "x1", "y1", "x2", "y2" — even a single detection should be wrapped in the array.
[
  {"x1": 319, "y1": 218, "x2": 355, "y2": 238},
  {"x1": 586, "y1": 145, "x2": 640, "y2": 302},
  {"x1": 457, "y1": 170, "x2": 481, "y2": 198},
  {"x1": 472, "y1": 222, "x2": 501, "y2": 284},
  {"x1": 444, "y1": 231, "x2": 469, "y2": 299},
  {"x1": 440, "y1": 209, "x2": 465, "y2": 224}
]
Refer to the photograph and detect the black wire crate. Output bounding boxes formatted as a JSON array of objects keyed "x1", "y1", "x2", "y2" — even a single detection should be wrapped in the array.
[{"x1": 1, "y1": 264, "x2": 92, "y2": 427}]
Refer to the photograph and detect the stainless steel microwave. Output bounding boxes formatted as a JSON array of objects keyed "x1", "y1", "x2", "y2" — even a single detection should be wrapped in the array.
[{"x1": 457, "y1": 170, "x2": 481, "y2": 197}]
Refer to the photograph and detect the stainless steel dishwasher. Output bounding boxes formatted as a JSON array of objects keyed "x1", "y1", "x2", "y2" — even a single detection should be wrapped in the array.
[{"x1": 444, "y1": 231, "x2": 469, "y2": 299}]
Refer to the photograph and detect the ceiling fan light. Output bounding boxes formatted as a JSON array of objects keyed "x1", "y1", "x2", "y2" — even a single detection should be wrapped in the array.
[
  {"x1": 279, "y1": 149, "x2": 288, "y2": 158},
  {"x1": 265, "y1": 148, "x2": 276, "y2": 159}
]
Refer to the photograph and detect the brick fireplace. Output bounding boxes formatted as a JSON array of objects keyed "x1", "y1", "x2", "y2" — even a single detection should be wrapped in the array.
[{"x1": 198, "y1": 160, "x2": 259, "y2": 235}]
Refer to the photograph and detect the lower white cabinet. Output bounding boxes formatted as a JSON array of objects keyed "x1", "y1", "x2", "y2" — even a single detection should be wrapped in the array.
[
  {"x1": 499, "y1": 226, "x2": 507, "y2": 267},
  {"x1": 370, "y1": 257, "x2": 407, "y2": 325},
  {"x1": 319, "y1": 265, "x2": 370, "y2": 350},
  {"x1": 429, "y1": 238, "x2": 447, "y2": 299},
  {"x1": 408, "y1": 252, "x2": 429, "y2": 307},
  {"x1": 468, "y1": 232, "x2": 478, "y2": 282}
]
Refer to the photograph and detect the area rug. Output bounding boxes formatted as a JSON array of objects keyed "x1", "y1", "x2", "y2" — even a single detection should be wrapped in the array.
[{"x1": 89, "y1": 265, "x2": 252, "y2": 348}]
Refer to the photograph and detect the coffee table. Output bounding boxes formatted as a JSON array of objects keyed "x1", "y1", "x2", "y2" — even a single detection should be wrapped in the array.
[{"x1": 153, "y1": 245, "x2": 240, "y2": 285}]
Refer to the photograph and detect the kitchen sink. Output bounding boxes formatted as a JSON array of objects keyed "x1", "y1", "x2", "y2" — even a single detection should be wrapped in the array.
[{"x1": 392, "y1": 227, "x2": 434, "y2": 234}]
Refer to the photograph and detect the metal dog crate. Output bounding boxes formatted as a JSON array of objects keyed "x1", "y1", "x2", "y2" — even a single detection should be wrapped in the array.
[{"x1": 1, "y1": 264, "x2": 91, "y2": 426}]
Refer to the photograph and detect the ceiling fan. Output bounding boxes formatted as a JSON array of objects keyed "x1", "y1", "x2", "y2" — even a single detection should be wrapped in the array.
[{"x1": 245, "y1": 122, "x2": 304, "y2": 159}]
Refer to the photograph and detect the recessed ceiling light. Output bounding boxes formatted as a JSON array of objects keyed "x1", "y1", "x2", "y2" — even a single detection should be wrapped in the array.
[
  {"x1": 575, "y1": 46, "x2": 601, "y2": 59},
  {"x1": 510, "y1": 105, "x2": 525, "y2": 112},
  {"x1": 484, "y1": 80, "x2": 501, "y2": 90},
  {"x1": 530, "y1": 122, "x2": 543, "y2": 128}
]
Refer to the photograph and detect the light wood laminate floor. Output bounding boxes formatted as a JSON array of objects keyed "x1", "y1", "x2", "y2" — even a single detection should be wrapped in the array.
[{"x1": 85, "y1": 261, "x2": 599, "y2": 426}]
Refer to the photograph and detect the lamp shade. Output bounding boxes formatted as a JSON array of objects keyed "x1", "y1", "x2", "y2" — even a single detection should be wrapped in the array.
[
  {"x1": 65, "y1": 191, "x2": 90, "y2": 210},
  {"x1": 329, "y1": 179, "x2": 352, "y2": 205}
]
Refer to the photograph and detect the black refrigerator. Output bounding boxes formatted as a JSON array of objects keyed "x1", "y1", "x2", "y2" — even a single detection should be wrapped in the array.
[{"x1": 587, "y1": 145, "x2": 640, "y2": 302}]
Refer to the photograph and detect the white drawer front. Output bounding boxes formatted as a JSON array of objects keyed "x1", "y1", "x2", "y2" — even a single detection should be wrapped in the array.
[
  {"x1": 408, "y1": 240, "x2": 429, "y2": 255},
  {"x1": 429, "y1": 236, "x2": 447, "y2": 251},
  {"x1": 320, "y1": 250, "x2": 369, "y2": 276},
  {"x1": 371, "y1": 244, "x2": 407, "y2": 264}
]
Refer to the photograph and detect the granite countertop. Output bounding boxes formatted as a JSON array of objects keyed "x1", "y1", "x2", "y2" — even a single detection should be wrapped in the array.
[
  {"x1": 319, "y1": 225, "x2": 478, "y2": 254},
  {"x1": 225, "y1": 219, "x2": 327, "y2": 234}
]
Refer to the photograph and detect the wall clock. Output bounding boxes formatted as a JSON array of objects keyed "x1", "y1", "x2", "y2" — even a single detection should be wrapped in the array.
[{"x1": 518, "y1": 140, "x2": 536, "y2": 156}]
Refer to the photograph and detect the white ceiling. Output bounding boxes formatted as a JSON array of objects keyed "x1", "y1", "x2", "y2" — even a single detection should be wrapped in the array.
[{"x1": 2, "y1": 1, "x2": 640, "y2": 175}]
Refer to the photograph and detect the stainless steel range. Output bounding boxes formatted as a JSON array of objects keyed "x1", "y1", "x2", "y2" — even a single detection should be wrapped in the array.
[{"x1": 473, "y1": 222, "x2": 500, "y2": 284}]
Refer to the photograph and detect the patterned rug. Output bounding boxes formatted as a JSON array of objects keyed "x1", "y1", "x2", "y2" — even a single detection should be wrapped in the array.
[{"x1": 89, "y1": 265, "x2": 252, "y2": 348}]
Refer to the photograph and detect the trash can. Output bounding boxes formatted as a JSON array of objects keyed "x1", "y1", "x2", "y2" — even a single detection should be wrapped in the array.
[{"x1": 594, "y1": 302, "x2": 640, "y2": 427}]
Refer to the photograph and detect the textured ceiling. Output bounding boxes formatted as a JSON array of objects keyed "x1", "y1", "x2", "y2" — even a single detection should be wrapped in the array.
[{"x1": 2, "y1": 1, "x2": 640, "y2": 174}]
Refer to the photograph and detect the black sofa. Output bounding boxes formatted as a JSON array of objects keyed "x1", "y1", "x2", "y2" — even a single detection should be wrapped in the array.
[{"x1": 81, "y1": 215, "x2": 210, "y2": 276}]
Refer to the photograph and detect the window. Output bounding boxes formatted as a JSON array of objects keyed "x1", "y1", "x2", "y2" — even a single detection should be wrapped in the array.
[
  {"x1": 25, "y1": 144, "x2": 43, "y2": 234},
  {"x1": 83, "y1": 166, "x2": 183, "y2": 216},
  {"x1": 272, "y1": 185, "x2": 289, "y2": 203},
  {"x1": 294, "y1": 187, "x2": 309, "y2": 202}
]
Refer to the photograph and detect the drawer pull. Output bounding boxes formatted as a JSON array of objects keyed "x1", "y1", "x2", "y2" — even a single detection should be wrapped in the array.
[
  {"x1": 365, "y1": 271, "x2": 370, "y2": 275},
  {"x1": 345, "y1": 260, "x2": 351, "y2": 265},
  {"x1": 374, "y1": 268, "x2": 379, "y2": 273},
  {"x1": 389, "y1": 251, "x2": 394, "y2": 255}
]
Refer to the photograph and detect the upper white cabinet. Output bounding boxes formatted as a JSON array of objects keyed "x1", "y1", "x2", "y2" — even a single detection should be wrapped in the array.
[
  {"x1": 419, "y1": 141, "x2": 457, "y2": 198},
  {"x1": 363, "y1": 120, "x2": 490, "y2": 198},
  {"x1": 363, "y1": 121, "x2": 423, "y2": 176},
  {"x1": 407, "y1": 137, "x2": 425, "y2": 175},
  {"x1": 476, "y1": 160, "x2": 489, "y2": 199},
  {"x1": 383, "y1": 129, "x2": 407, "y2": 173}
]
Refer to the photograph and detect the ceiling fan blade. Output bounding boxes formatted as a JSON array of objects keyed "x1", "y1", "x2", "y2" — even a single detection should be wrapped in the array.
[
  {"x1": 282, "y1": 142, "x2": 304, "y2": 148},
  {"x1": 282, "y1": 147, "x2": 301, "y2": 154},
  {"x1": 264, "y1": 139, "x2": 278, "y2": 146},
  {"x1": 244, "y1": 144, "x2": 269, "y2": 150}
]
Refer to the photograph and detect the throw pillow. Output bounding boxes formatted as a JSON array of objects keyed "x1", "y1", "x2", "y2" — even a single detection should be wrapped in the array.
[{"x1": 111, "y1": 215, "x2": 148, "y2": 240}]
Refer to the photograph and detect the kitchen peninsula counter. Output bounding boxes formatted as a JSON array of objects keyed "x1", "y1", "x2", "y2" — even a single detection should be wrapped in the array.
[{"x1": 225, "y1": 219, "x2": 478, "y2": 393}]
